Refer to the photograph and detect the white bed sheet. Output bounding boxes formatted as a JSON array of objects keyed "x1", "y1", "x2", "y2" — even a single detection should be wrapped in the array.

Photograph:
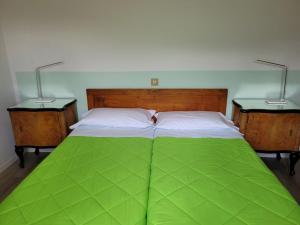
[
  {"x1": 70, "y1": 125, "x2": 243, "y2": 139},
  {"x1": 154, "y1": 127, "x2": 243, "y2": 139},
  {"x1": 69, "y1": 125, "x2": 155, "y2": 138}
]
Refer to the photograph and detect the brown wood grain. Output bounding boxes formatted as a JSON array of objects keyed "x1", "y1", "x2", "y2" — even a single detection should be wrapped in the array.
[
  {"x1": 9, "y1": 102, "x2": 77, "y2": 147},
  {"x1": 86, "y1": 89, "x2": 228, "y2": 114},
  {"x1": 245, "y1": 113, "x2": 300, "y2": 151},
  {"x1": 232, "y1": 104, "x2": 300, "y2": 151},
  {"x1": 64, "y1": 103, "x2": 78, "y2": 133}
]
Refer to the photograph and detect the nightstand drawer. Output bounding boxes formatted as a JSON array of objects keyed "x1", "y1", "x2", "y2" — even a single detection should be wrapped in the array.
[
  {"x1": 9, "y1": 111, "x2": 65, "y2": 146},
  {"x1": 244, "y1": 112, "x2": 300, "y2": 151}
]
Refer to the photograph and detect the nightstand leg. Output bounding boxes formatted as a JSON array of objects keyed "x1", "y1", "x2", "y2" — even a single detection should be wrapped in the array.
[
  {"x1": 35, "y1": 148, "x2": 40, "y2": 155},
  {"x1": 289, "y1": 152, "x2": 300, "y2": 176},
  {"x1": 15, "y1": 146, "x2": 24, "y2": 168},
  {"x1": 276, "y1": 153, "x2": 281, "y2": 160}
]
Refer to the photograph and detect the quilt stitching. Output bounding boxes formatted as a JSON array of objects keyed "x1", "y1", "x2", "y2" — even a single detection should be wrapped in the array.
[
  {"x1": 147, "y1": 138, "x2": 300, "y2": 225},
  {"x1": 0, "y1": 137, "x2": 152, "y2": 225},
  {"x1": 1, "y1": 137, "x2": 300, "y2": 225}
]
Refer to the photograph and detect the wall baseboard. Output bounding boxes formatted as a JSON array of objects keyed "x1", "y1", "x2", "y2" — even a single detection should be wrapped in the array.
[{"x1": 0, "y1": 155, "x2": 17, "y2": 173}]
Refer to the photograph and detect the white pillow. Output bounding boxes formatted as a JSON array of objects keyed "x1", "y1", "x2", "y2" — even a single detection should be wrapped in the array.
[
  {"x1": 155, "y1": 111, "x2": 236, "y2": 130},
  {"x1": 70, "y1": 108, "x2": 156, "y2": 129}
]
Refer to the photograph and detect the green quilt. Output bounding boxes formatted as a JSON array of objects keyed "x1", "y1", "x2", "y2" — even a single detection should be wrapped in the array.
[
  {"x1": 0, "y1": 136, "x2": 153, "y2": 225},
  {"x1": 147, "y1": 137, "x2": 300, "y2": 225}
]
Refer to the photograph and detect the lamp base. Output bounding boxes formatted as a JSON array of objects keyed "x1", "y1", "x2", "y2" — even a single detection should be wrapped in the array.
[
  {"x1": 35, "y1": 98, "x2": 56, "y2": 103},
  {"x1": 265, "y1": 99, "x2": 288, "y2": 105}
]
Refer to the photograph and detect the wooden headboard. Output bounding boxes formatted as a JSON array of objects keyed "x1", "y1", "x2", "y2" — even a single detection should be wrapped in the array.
[{"x1": 86, "y1": 89, "x2": 228, "y2": 114}]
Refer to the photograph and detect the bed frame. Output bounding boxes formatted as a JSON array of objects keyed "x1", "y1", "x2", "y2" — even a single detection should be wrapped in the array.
[{"x1": 86, "y1": 89, "x2": 228, "y2": 115}]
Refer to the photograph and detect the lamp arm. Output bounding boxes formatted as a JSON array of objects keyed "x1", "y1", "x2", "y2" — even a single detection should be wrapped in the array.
[
  {"x1": 34, "y1": 61, "x2": 63, "y2": 99},
  {"x1": 35, "y1": 69, "x2": 43, "y2": 99},
  {"x1": 255, "y1": 59, "x2": 288, "y2": 102},
  {"x1": 36, "y1": 61, "x2": 63, "y2": 71},
  {"x1": 281, "y1": 67, "x2": 288, "y2": 101}
]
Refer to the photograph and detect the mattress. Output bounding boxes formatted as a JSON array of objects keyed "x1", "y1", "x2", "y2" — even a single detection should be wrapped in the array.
[
  {"x1": 147, "y1": 137, "x2": 300, "y2": 225},
  {"x1": 70, "y1": 125, "x2": 154, "y2": 138},
  {"x1": 154, "y1": 127, "x2": 243, "y2": 139},
  {"x1": 70, "y1": 126, "x2": 242, "y2": 139},
  {"x1": 0, "y1": 136, "x2": 153, "y2": 225}
]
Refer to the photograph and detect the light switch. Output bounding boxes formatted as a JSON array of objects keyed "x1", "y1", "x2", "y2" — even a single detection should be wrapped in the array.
[{"x1": 151, "y1": 78, "x2": 159, "y2": 86}]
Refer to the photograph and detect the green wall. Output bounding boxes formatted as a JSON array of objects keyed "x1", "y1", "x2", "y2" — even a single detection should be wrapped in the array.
[{"x1": 16, "y1": 71, "x2": 300, "y2": 118}]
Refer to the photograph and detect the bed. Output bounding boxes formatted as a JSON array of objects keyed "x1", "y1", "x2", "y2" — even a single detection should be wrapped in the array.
[
  {"x1": 148, "y1": 137, "x2": 300, "y2": 225},
  {"x1": 0, "y1": 89, "x2": 160, "y2": 225},
  {"x1": 0, "y1": 135, "x2": 153, "y2": 225},
  {"x1": 0, "y1": 89, "x2": 299, "y2": 225}
]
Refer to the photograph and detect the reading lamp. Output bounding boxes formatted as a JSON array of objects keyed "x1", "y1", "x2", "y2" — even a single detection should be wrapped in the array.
[
  {"x1": 255, "y1": 59, "x2": 288, "y2": 105},
  {"x1": 35, "y1": 61, "x2": 63, "y2": 103}
]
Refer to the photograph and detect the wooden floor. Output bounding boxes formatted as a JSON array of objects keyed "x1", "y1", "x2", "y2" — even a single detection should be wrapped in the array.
[
  {"x1": 0, "y1": 153, "x2": 300, "y2": 204},
  {"x1": 262, "y1": 156, "x2": 300, "y2": 204}
]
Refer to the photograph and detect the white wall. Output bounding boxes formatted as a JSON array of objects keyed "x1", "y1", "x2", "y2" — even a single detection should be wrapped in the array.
[
  {"x1": 0, "y1": 0, "x2": 300, "y2": 72},
  {"x1": 0, "y1": 23, "x2": 17, "y2": 172}
]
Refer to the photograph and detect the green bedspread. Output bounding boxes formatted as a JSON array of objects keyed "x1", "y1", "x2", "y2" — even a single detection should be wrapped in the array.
[
  {"x1": 0, "y1": 136, "x2": 153, "y2": 225},
  {"x1": 147, "y1": 137, "x2": 300, "y2": 225}
]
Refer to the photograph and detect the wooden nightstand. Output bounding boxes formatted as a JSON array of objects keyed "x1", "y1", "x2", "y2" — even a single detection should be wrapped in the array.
[
  {"x1": 232, "y1": 98, "x2": 300, "y2": 175},
  {"x1": 7, "y1": 98, "x2": 78, "y2": 168}
]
